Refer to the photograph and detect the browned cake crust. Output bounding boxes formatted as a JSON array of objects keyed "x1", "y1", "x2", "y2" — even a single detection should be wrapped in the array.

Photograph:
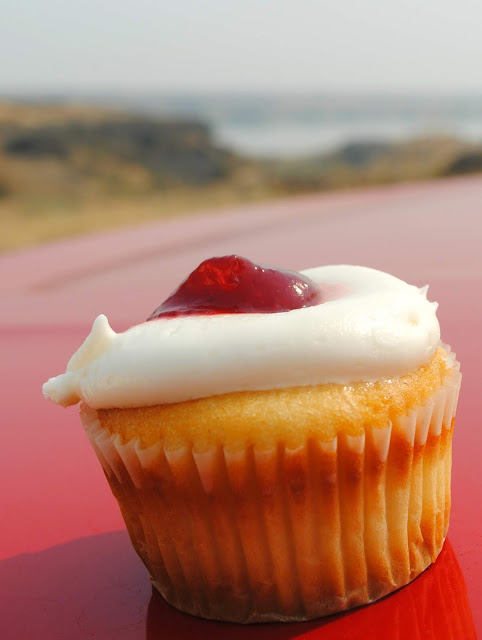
[
  {"x1": 96, "y1": 347, "x2": 448, "y2": 451},
  {"x1": 80, "y1": 349, "x2": 461, "y2": 622}
]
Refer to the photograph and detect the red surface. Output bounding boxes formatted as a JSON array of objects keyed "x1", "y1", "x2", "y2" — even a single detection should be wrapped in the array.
[{"x1": 1, "y1": 176, "x2": 481, "y2": 639}]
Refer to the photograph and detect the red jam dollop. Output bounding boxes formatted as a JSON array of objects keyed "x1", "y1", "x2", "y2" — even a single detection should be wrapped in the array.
[{"x1": 147, "y1": 255, "x2": 323, "y2": 320}]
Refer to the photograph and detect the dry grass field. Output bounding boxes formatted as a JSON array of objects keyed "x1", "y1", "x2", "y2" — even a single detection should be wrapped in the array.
[{"x1": 0, "y1": 182, "x2": 284, "y2": 252}]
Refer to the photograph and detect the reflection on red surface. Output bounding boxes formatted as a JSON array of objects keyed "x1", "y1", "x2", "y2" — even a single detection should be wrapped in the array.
[{"x1": 0, "y1": 531, "x2": 474, "y2": 640}]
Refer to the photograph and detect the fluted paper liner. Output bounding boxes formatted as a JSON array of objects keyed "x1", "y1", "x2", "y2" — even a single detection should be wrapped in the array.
[{"x1": 81, "y1": 356, "x2": 461, "y2": 623}]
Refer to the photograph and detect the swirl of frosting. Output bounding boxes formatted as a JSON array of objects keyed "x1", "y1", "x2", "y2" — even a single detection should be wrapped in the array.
[{"x1": 42, "y1": 265, "x2": 440, "y2": 409}]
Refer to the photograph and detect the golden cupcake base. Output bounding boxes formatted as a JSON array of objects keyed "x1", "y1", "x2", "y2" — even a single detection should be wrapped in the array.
[{"x1": 81, "y1": 358, "x2": 460, "y2": 623}]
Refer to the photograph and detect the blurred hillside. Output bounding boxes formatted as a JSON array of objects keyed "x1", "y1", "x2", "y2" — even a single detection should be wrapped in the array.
[
  {"x1": 0, "y1": 101, "x2": 481, "y2": 252},
  {"x1": 0, "y1": 102, "x2": 237, "y2": 198}
]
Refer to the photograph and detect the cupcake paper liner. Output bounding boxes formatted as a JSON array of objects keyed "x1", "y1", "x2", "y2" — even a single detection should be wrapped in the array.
[{"x1": 81, "y1": 352, "x2": 461, "y2": 623}]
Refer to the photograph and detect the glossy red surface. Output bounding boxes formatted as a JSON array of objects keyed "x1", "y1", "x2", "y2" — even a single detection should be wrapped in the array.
[{"x1": 1, "y1": 176, "x2": 481, "y2": 639}]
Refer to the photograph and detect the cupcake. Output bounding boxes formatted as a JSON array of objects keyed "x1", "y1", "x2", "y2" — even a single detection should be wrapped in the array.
[{"x1": 43, "y1": 256, "x2": 461, "y2": 623}]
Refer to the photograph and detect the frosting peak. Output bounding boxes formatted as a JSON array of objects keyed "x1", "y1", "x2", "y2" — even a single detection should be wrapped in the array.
[
  {"x1": 67, "y1": 314, "x2": 116, "y2": 372},
  {"x1": 42, "y1": 265, "x2": 441, "y2": 409}
]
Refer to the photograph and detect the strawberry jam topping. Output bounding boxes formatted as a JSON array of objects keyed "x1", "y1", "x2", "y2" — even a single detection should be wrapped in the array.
[{"x1": 147, "y1": 255, "x2": 323, "y2": 320}]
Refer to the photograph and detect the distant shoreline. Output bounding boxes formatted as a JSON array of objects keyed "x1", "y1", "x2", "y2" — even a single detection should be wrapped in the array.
[
  {"x1": 214, "y1": 119, "x2": 482, "y2": 157},
  {"x1": 2, "y1": 92, "x2": 482, "y2": 157}
]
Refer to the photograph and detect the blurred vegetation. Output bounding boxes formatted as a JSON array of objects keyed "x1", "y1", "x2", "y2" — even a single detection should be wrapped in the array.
[{"x1": 0, "y1": 101, "x2": 481, "y2": 252}]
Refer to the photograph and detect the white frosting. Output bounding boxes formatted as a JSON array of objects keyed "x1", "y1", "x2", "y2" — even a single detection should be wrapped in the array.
[{"x1": 42, "y1": 265, "x2": 440, "y2": 409}]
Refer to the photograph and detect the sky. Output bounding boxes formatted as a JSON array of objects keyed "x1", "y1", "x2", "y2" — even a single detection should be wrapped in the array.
[{"x1": 1, "y1": 0, "x2": 481, "y2": 94}]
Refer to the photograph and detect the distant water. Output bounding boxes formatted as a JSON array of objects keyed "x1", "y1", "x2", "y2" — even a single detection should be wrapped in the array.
[
  {"x1": 94, "y1": 92, "x2": 482, "y2": 157},
  {"x1": 8, "y1": 92, "x2": 482, "y2": 157},
  {"x1": 214, "y1": 117, "x2": 482, "y2": 157}
]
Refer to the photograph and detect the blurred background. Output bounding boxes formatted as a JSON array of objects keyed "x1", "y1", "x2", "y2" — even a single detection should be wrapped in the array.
[{"x1": 1, "y1": 0, "x2": 481, "y2": 252}]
